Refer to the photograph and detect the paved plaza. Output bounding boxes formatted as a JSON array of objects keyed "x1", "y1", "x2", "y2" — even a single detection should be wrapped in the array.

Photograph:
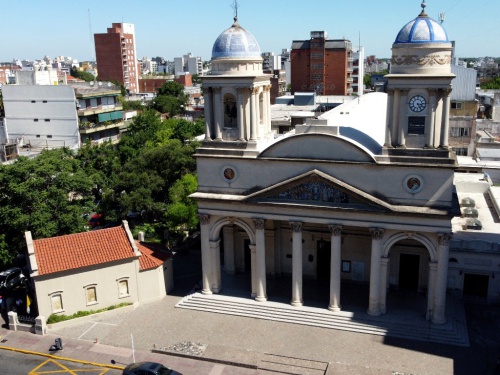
[{"x1": 39, "y1": 248, "x2": 500, "y2": 375}]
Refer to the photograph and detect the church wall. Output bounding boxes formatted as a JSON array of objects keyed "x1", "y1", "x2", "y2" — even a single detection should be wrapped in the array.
[
  {"x1": 340, "y1": 235, "x2": 372, "y2": 283},
  {"x1": 196, "y1": 156, "x2": 455, "y2": 208}
]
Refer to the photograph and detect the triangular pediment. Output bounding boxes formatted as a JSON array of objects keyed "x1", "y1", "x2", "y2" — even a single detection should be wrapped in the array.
[{"x1": 245, "y1": 169, "x2": 391, "y2": 212}]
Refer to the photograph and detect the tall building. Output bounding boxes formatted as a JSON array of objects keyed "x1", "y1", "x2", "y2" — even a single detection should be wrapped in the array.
[
  {"x1": 290, "y1": 31, "x2": 353, "y2": 95},
  {"x1": 174, "y1": 53, "x2": 203, "y2": 76},
  {"x1": 94, "y1": 23, "x2": 139, "y2": 94}
]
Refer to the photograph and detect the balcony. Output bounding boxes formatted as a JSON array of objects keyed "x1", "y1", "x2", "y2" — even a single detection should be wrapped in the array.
[
  {"x1": 347, "y1": 77, "x2": 354, "y2": 83},
  {"x1": 77, "y1": 104, "x2": 123, "y2": 117},
  {"x1": 79, "y1": 119, "x2": 124, "y2": 134}
]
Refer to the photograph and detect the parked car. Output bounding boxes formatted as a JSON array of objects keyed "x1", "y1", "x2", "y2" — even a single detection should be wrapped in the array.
[
  {"x1": 122, "y1": 361, "x2": 182, "y2": 375},
  {"x1": 88, "y1": 213, "x2": 104, "y2": 228},
  {"x1": 0, "y1": 268, "x2": 26, "y2": 292}
]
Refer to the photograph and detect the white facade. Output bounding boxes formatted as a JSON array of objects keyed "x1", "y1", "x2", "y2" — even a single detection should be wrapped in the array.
[
  {"x1": 2, "y1": 85, "x2": 80, "y2": 151},
  {"x1": 192, "y1": 7, "x2": 470, "y2": 326}
]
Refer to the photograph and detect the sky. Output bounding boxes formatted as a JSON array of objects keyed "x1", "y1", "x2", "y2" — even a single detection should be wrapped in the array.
[{"x1": 3, "y1": 0, "x2": 500, "y2": 63}]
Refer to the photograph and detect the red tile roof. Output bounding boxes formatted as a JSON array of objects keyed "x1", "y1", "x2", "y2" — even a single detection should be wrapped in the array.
[
  {"x1": 33, "y1": 226, "x2": 136, "y2": 276},
  {"x1": 135, "y1": 241, "x2": 171, "y2": 271}
]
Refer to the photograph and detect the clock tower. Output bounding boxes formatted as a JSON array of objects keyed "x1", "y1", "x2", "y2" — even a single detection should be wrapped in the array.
[{"x1": 384, "y1": 1, "x2": 455, "y2": 150}]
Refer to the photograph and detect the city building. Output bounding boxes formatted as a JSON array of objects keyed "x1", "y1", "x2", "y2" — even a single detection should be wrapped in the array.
[
  {"x1": 290, "y1": 31, "x2": 353, "y2": 95},
  {"x1": 71, "y1": 81, "x2": 125, "y2": 145},
  {"x1": 352, "y1": 47, "x2": 365, "y2": 96},
  {"x1": 25, "y1": 222, "x2": 173, "y2": 320},
  {"x1": 174, "y1": 53, "x2": 203, "y2": 76},
  {"x1": 94, "y1": 23, "x2": 139, "y2": 93},
  {"x1": 191, "y1": 4, "x2": 500, "y2": 327},
  {"x1": 1, "y1": 85, "x2": 80, "y2": 158}
]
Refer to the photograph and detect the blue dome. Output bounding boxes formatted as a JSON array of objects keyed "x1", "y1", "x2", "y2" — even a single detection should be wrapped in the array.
[
  {"x1": 212, "y1": 18, "x2": 261, "y2": 59},
  {"x1": 395, "y1": 13, "x2": 449, "y2": 44}
]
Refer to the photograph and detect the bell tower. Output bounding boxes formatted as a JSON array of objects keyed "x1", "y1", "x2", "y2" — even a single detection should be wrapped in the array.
[
  {"x1": 201, "y1": 16, "x2": 272, "y2": 155},
  {"x1": 384, "y1": 1, "x2": 455, "y2": 151}
]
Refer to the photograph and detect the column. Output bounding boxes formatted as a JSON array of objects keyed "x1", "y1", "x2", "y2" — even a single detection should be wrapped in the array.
[
  {"x1": 290, "y1": 222, "x2": 303, "y2": 307},
  {"x1": 249, "y1": 87, "x2": 258, "y2": 141},
  {"x1": 265, "y1": 85, "x2": 272, "y2": 132},
  {"x1": 198, "y1": 214, "x2": 212, "y2": 294},
  {"x1": 328, "y1": 225, "x2": 342, "y2": 312},
  {"x1": 380, "y1": 257, "x2": 389, "y2": 314},
  {"x1": 432, "y1": 233, "x2": 451, "y2": 324},
  {"x1": 209, "y1": 239, "x2": 221, "y2": 293},
  {"x1": 223, "y1": 226, "x2": 235, "y2": 274},
  {"x1": 397, "y1": 89, "x2": 408, "y2": 147},
  {"x1": 368, "y1": 228, "x2": 384, "y2": 316},
  {"x1": 203, "y1": 87, "x2": 213, "y2": 140},
  {"x1": 439, "y1": 89, "x2": 451, "y2": 149},
  {"x1": 384, "y1": 89, "x2": 394, "y2": 147},
  {"x1": 253, "y1": 219, "x2": 267, "y2": 302},
  {"x1": 249, "y1": 244, "x2": 257, "y2": 298},
  {"x1": 237, "y1": 88, "x2": 246, "y2": 141},
  {"x1": 213, "y1": 88, "x2": 222, "y2": 140},
  {"x1": 427, "y1": 262, "x2": 437, "y2": 321},
  {"x1": 392, "y1": 89, "x2": 401, "y2": 146},
  {"x1": 425, "y1": 89, "x2": 437, "y2": 148}
]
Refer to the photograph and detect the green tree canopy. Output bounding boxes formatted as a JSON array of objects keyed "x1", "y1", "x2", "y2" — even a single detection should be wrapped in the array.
[
  {"x1": 70, "y1": 66, "x2": 95, "y2": 82},
  {"x1": 0, "y1": 148, "x2": 95, "y2": 263}
]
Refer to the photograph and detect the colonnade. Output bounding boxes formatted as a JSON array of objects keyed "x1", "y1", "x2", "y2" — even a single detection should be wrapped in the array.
[
  {"x1": 384, "y1": 87, "x2": 451, "y2": 149},
  {"x1": 198, "y1": 214, "x2": 451, "y2": 325},
  {"x1": 203, "y1": 85, "x2": 271, "y2": 142}
]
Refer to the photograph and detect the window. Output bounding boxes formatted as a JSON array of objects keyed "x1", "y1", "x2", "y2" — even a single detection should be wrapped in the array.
[
  {"x1": 451, "y1": 102, "x2": 464, "y2": 110},
  {"x1": 34, "y1": 119, "x2": 39, "y2": 122},
  {"x1": 47, "y1": 135, "x2": 52, "y2": 138},
  {"x1": 451, "y1": 127, "x2": 470, "y2": 137},
  {"x1": 223, "y1": 94, "x2": 237, "y2": 128},
  {"x1": 408, "y1": 116, "x2": 425, "y2": 135},
  {"x1": 51, "y1": 293, "x2": 63, "y2": 313},
  {"x1": 42, "y1": 100, "x2": 47, "y2": 103},
  {"x1": 118, "y1": 279, "x2": 129, "y2": 297},
  {"x1": 453, "y1": 147, "x2": 468, "y2": 156},
  {"x1": 31, "y1": 100, "x2": 36, "y2": 103},
  {"x1": 44, "y1": 119, "x2": 50, "y2": 122},
  {"x1": 85, "y1": 286, "x2": 97, "y2": 305}
]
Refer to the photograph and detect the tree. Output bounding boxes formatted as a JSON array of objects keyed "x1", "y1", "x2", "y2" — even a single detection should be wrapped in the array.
[
  {"x1": 0, "y1": 148, "x2": 95, "y2": 260},
  {"x1": 70, "y1": 66, "x2": 95, "y2": 82},
  {"x1": 153, "y1": 95, "x2": 184, "y2": 116},
  {"x1": 157, "y1": 81, "x2": 185, "y2": 97},
  {"x1": 166, "y1": 173, "x2": 199, "y2": 234},
  {"x1": 481, "y1": 77, "x2": 500, "y2": 89}
]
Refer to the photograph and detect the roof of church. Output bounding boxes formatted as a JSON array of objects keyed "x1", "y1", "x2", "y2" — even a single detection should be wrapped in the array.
[
  {"x1": 394, "y1": 2, "x2": 449, "y2": 44},
  {"x1": 211, "y1": 17, "x2": 261, "y2": 59}
]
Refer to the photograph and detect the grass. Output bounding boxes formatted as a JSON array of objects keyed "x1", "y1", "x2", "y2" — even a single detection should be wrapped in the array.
[{"x1": 46, "y1": 302, "x2": 132, "y2": 324}]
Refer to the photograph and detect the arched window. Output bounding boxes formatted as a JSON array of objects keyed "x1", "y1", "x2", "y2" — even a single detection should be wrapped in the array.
[{"x1": 224, "y1": 94, "x2": 237, "y2": 128}]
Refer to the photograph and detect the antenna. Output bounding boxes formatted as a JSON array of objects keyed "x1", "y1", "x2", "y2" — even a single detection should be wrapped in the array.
[
  {"x1": 88, "y1": 9, "x2": 95, "y2": 61},
  {"x1": 439, "y1": 12, "x2": 445, "y2": 24},
  {"x1": 231, "y1": 0, "x2": 239, "y2": 18}
]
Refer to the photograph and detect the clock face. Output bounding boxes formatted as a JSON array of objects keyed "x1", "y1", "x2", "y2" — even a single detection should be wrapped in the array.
[{"x1": 409, "y1": 95, "x2": 427, "y2": 112}]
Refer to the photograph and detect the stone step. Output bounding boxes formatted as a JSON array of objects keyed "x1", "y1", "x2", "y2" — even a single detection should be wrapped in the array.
[
  {"x1": 176, "y1": 294, "x2": 469, "y2": 347},
  {"x1": 259, "y1": 354, "x2": 328, "y2": 375}
]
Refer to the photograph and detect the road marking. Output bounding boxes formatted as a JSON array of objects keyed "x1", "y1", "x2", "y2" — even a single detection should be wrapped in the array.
[
  {"x1": 208, "y1": 364, "x2": 226, "y2": 375},
  {"x1": 29, "y1": 358, "x2": 111, "y2": 374},
  {"x1": 78, "y1": 322, "x2": 98, "y2": 340}
]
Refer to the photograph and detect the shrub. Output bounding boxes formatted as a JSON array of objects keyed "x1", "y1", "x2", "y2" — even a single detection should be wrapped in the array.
[{"x1": 46, "y1": 302, "x2": 132, "y2": 324}]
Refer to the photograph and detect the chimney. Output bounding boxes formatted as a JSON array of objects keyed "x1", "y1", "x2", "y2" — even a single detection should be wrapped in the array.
[{"x1": 138, "y1": 231, "x2": 145, "y2": 242}]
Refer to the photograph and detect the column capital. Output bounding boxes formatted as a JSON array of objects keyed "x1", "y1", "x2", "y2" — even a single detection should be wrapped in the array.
[
  {"x1": 253, "y1": 219, "x2": 265, "y2": 230},
  {"x1": 399, "y1": 89, "x2": 409, "y2": 96},
  {"x1": 328, "y1": 225, "x2": 343, "y2": 236},
  {"x1": 442, "y1": 88, "x2": 452, "y2": 97},
  {"x1": 197, "y1": 214, "x2": 210, "y2": 225},
  {"x1": 236, "y1": 87, "x2": 248, "y2": 94},
  {"x1": 438, "y1": 233, "x2": 452, "y2": 246},
  {"x1": 212, "y1": 87, "x2": 222, "y2": 94},
  {"x1": 428, "y1": 88, "x2": 438, "y2": 96},
  {"x1": 251, "y1": 86, "x2": 260, "y2": 95},
  {"x1": 386, "y1": 88, "x2": 395, "y2": 96},
  {"x1": 263, "y1": 84, "x2": 272, "y2": 92},
  {"x1": 369, "y1": 228, "x2": 385, "y2": 240},
  {"x1": 249, "y1": 244, "x2": 256, "y2": 254},
  {"x1": 289, "y1": 221, "x2": 303, "y2": 233}
]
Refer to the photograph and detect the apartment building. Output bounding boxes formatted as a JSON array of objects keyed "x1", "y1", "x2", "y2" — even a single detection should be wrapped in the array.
[
  {"x1": 94, "y1": 23, "x2": 140, "y2": 93},
  {"x1": 290, "y1": 31, "x2": 353, "y2": 95}
]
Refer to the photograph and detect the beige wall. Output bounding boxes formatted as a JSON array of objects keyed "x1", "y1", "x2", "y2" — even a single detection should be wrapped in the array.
[{"x1": 34, "y1": 260, "x2": 139, "y2": 319}]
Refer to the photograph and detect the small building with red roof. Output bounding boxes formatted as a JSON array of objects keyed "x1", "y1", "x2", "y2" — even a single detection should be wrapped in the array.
[{"x1": 25, "y1": 221, "x2": 173, "y2": 321}]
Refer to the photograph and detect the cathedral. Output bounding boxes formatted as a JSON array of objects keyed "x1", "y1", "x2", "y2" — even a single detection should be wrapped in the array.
[{"x1": 192, "y1": 3, "x2": 462, "y2": 324}]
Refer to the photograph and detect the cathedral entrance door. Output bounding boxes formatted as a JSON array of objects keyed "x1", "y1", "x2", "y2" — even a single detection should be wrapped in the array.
[
  {"x1": 317, "y1": 240, "x2": 331, "y2": 281},
  {"x1": 399, "y1": 253, "x2": 419, "y2": 291}
]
